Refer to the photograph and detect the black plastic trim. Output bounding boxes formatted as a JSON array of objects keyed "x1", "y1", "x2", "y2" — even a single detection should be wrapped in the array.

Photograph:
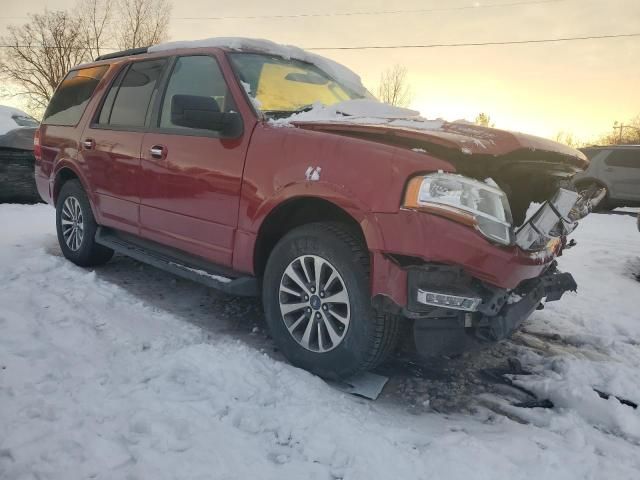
[
  {"x1": 96, "y1": 47, "x2": 148, "y2": 62},
  {"x1": 95, "y1": 227, "x2": 258, "y2": 296}
]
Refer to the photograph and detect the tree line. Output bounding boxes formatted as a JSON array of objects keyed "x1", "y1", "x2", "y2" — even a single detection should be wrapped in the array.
[{"x1": 1, "y1": 7, "x2": 636, "y2": 148}]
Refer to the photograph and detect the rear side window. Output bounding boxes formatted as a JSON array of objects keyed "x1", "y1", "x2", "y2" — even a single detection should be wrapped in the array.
[
  {"x1": 43, "y1": 66, "x2": 109, "y2": 126},
  {"x1": 98, "y1": 59, "x2": 167, "y2": 128},
  {"x1": 605, "y1": 149, "x2": 640, "y2": 169}
]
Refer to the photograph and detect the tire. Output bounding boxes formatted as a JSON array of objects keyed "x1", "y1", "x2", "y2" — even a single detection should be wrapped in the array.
[
  {"x1": 55, "y1": 179, "x2": 113, "y2": 267},
  {"x1": 262, "y1": 222, "x2": 399, "y2": 379}
]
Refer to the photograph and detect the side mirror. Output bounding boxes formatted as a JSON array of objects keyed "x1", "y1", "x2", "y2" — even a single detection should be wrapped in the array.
[{"x1": 170, "y1": 94, "x2": 243, "y2": 138}]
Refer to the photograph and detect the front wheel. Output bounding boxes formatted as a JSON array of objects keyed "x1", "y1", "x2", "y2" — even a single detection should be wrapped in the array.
[
  {"x1": 262, "y1": 222, "x2": 399, "y2": 379},
  {"x1": 56, "y1": 179, "x2": 113, "y2": 267}
]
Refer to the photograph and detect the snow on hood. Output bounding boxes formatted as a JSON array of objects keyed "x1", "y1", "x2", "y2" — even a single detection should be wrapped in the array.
[
  {"x1": 270, "y1": 99, "x2": 445, "y2": 131},
  {"x1": 270, "y1": 100, "x2": 587, "y2": 165},
  {"x1": 0, "y1": 105, "x2": 39, "y2": 136},
  {"x1": 148, "y1": 37, "x2": 368, "y2": 97}
]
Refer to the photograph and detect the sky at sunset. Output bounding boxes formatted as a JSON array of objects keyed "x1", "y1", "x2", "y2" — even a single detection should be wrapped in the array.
[{"x1": 1, "y1": 0, "x2": 638, "y2": 142}]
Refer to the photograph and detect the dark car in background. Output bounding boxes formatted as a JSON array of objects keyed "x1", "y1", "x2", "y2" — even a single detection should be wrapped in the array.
[
  {"x1": 573, "y1": 145, "x2": 640, "y2": 210},
  {"x1": 0, "y1": 105, "x2": 40, "y2": 203}
]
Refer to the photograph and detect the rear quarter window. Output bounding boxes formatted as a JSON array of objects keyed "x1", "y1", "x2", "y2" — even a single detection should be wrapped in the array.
[{"x1": 42, "y1": 66, "x2": 109, "y2": 126}]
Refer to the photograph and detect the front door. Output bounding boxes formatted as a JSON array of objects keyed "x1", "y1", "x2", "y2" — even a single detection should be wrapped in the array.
[
  {"x1": 81, "y1": 58, "x2": 168, "y2": 234},
  {"x1": 139, "y1": 54, "x2": 252, "y2": 267}
]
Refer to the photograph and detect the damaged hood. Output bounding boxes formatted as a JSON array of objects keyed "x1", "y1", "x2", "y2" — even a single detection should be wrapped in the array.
[{"x1": 274, "y1": 100, "x2": 588, "y2": 168}]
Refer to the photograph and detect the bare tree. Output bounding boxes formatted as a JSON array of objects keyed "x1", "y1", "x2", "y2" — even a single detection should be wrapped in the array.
[
  {"x1": 377, "y1": 64, "x2": 412, "y2": 107},
  {"x1": 553, "y1": 130, "x2": 581, "y2": 148},
  {"x1": 0, "y1": 11, "x2": 89, "y2": 114},
  {"x1": 474, "y1": 112, "x2": 495, "y2": 128},
  {"x1": 0, "y1": 0, "x2": 172, "y2": 117},
  {"x1": 78, "y1": 0, "x2": 115, "y2": 60},
  {"x1": 597, "y1": 117, "x2": 640, "y2": 145},
  {"x1": 115, "y1": 0, "x2": 172, "y2": 50}
]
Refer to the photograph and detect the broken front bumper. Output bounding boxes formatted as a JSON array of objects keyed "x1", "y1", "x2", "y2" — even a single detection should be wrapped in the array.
[
  {"x1": 410, "y1": 265, "x2": 577, "y2": 357},
  {"x1": 515, "y1": 187, "x2": 606, "y2": 251}
]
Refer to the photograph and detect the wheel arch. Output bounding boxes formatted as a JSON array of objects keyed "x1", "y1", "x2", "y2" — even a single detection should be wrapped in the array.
[
  {"x1": 52, "y1": 164, "x2": 99, "y2": 219},
  {"x1": 252, "y1": 196, "x2": 379, "y2": 277},
  {"x1": 53, "y1": 167, "x2": 80, "y2": 203}
]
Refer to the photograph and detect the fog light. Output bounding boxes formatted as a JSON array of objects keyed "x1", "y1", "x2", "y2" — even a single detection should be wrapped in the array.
[{"x1": 416, "y1": 289, "x2": 482, "y2": 312}]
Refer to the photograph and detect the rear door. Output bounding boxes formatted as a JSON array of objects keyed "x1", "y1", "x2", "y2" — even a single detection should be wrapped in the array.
[
  {"x1": 605, "y1": 149, "x2": 640, "y2": 201},
  {"x1": 138, "y1": 54, "x2": 252, "y2": 267},
  {"x1": 80, "y1": 58, "x2": 168, "y2": 234}
]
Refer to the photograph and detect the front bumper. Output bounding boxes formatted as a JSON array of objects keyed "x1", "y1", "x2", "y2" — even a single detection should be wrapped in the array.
[
  {"x1": 410, "y1": 265, "x2": 577, "y2": 357},
  {"x1": 369, "y1": 186, "x2": 596, "y2": 310}
]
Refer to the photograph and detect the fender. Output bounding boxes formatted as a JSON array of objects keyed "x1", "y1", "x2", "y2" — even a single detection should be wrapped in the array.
[
  {"x1": 252, "y1": 180, "x2": 385, "y2": 250},
  {"x1": 233, "y1": 180, "x2": 388, "y2": 273},
  {"x1": 250, "y1": 180, "x2": 370, "y2": 228}
]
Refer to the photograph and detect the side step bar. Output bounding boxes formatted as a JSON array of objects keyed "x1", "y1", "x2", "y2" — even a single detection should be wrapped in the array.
[{"x1": 95, "y1": 227, "x2": 258, "y2": 296}]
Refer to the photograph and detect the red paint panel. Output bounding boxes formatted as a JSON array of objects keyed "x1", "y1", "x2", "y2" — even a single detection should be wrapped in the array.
[
  {"x1": 373, "y1": 210, "x2": 553, "y2": 290},
  {"x1": 80, "y1": 129, "x2": 143, "y2": 233}
]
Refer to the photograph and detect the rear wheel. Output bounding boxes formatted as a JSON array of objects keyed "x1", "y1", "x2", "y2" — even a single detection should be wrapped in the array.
[
  {"x1": 262, "y1": 222, "x2": 399, "y2": 379},
  {"x1": 56, "y1": 179, "x2": 113, "y2": 266}
]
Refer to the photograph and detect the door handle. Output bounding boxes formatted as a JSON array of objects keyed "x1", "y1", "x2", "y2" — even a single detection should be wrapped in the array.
[
  {"x1": 150, "y1": 145, "x2": 166, "y2": 159},
  {"x1": 82, "y1": 138, "x2": 95, "y2": 150}
]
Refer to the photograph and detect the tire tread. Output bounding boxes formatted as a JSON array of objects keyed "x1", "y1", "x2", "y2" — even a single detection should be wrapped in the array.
[{"x1": 312, "y1": 222, "x2": 400, "y2": 373}]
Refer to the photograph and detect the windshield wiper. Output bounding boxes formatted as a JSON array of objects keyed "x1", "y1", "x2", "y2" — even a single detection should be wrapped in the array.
[{"x1": 264, "y1": 104, "x2": 318, "y2": 119}]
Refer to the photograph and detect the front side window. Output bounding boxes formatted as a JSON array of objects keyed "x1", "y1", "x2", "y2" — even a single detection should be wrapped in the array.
[
  {"x1": 159, "y1": 55, "x2": 236, "y2": 130},
  {"x1": 229, "y1": 53, "x2": 365, "y2": 116},
  {"x1": 99, "y1": 59, "x2": 167, "y2": 127},
  {"x1": 43, "y1": 66, "x2": 109, "y2": 126},
  {"x1": 605, "y1": 149, "x2": 639, "y2": 169}
]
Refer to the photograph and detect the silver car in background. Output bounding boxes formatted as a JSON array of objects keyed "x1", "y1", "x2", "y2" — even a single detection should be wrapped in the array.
[{"x1": 573, "y1": 145, "x2": 640, "y2": 210}]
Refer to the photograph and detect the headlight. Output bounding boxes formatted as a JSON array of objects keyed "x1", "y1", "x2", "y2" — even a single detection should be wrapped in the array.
[{"x1": 403, "y1": 172, "x2": 514, "y2": 245}]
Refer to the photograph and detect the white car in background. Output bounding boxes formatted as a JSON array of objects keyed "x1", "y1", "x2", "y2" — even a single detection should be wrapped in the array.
[{"x1": 573, "y1": 145, "x2": 640, "y2": 210}]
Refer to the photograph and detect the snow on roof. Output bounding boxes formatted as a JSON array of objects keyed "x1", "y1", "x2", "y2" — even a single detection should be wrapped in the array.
[
  {"x1": 269, "y1": 99, "x2": 446, "y2": 131},
  {"x1": 0, "y1": 105, "x2": 39, "y2": 136},
  {"x1": 148, "y1": 37, "x2": 368, "y2": 97}
]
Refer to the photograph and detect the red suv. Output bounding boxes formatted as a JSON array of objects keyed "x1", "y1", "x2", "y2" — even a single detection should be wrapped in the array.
[{"x1": 35, "y1": 38, "x2": 594, "y2": 379}]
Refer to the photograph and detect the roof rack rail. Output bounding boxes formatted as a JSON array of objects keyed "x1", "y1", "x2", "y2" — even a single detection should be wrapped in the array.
[{"x1": 95, "y1": 47, "x2": 148, "y2": 62}]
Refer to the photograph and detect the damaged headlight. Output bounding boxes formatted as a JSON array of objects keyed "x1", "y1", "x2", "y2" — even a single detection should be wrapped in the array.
[{"x1": 403, "y1": 172, "x2": 514, "y2": 245}]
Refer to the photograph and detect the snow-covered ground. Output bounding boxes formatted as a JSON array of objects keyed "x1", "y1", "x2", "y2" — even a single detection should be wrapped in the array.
[{"x1": 1, "y1": 204, "x2": 639, "y2": 479}]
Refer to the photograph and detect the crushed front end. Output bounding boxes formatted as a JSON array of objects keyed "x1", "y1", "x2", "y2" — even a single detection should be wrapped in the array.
[
  {"x1": 371, "y1": 182, "x2": 604, "y2": 358},
  {"x1": 407, "y1": 261, "x2": 577, "y2": 356}
]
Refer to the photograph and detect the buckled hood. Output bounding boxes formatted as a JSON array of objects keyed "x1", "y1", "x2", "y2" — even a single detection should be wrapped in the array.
[{"x1": 275, "y1": 99, "x2": 588, "y2": 169}]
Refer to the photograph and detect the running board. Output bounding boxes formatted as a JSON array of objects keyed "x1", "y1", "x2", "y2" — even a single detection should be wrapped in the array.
[{"x1": 95, "y1": 227, "x2": 258, "y2": 296}]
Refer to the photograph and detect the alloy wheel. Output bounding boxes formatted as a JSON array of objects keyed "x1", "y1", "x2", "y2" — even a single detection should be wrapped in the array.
[
  {"x1": 61, "y1": 196, "x2": 84, "y2": 251},
  {"x1": 278, "y1": 254, "x2": 351, "y2": 353}
]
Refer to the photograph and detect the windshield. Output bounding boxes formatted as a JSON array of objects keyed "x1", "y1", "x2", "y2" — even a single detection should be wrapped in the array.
[{"x1": 229, "y1": 53, "x2": 369, "y2": 116}]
